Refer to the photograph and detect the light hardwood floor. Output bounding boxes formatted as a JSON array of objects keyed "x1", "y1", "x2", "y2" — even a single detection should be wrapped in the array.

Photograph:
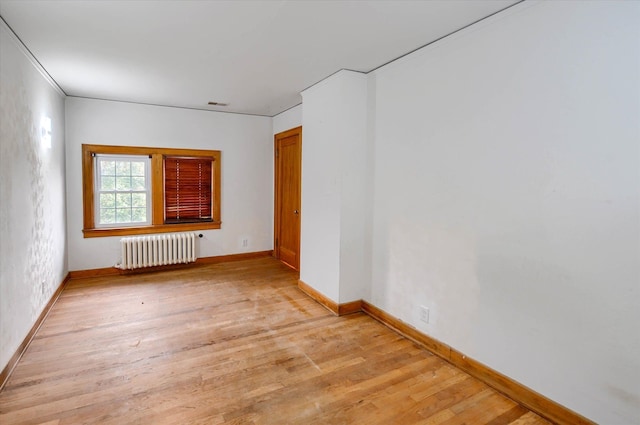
[{"x1": 0, "y1": 257, "x2": 550, "y2": 425}]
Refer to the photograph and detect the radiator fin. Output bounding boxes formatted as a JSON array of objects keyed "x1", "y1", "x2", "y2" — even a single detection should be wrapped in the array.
[{"x1": 117, "y1": 232, "x2": 197, "y2": 270}]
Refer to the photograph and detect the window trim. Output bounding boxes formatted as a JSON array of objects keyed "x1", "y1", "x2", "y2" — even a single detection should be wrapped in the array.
[{"x1": 82, "y1": 144, "x2": 221, "y2": 238}]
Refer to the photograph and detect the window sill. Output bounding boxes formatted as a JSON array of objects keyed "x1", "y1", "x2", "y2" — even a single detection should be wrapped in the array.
[{"x1": 83, "y1": 222, "x2": 221, "y2": 238}]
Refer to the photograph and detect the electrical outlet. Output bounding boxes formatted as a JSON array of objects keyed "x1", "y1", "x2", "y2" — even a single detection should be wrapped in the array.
[
  {"x1": 242, "y1": 238, "x2": 249, "y2": 248},
  {"x1": 419, "y1": 306, "x2": 429, "y2": 324}
]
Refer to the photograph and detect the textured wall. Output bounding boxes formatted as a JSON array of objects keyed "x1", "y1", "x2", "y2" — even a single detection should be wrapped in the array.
[{"x1": 0, "y1": 22, "x2": 67, "y2": 371}]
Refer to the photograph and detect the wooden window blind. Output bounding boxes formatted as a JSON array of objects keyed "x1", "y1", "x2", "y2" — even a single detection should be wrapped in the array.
[{"x1": 164, "y1": 156, "x2": 213, "y2": 223}]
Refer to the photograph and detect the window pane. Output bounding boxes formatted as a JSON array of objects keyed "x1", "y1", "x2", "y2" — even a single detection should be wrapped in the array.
[
  {"x1": 100, "y1": 160, "x2": 115, "y2": 175},
  {"x1": 131, "y1": 161, "x2": 145, "y2": 176},
  {"x1": 131, "y1": 208, "x2": 147, "y2": 222},
  {"x1": 115, "y1": 208, "x2": 132, "y2": 223},
  {"x1": 100, "y1": 176, "x2": 115, "y2": 191},
  {"x1": 115, "y1": 161, "x2": 131, "y2": 176},
  {"x1": 115, "y1": 176, "x2": 132, "y2": 191},
  {"x1": 116, "y1": 193, "x2": 132, "y2": 208},
  {"x1": 100, "y1": 208, "x2": 115, "y2": 224},
  {"x1": 131, "y1": 176, "x2": 146, "y2": 190},
  {"x1": 131, "y1": 193, "x2": 146, "y2": 207},
  {"x1": 90, "y1": 151, "x2": 155, "y2": 229},
  {"x1": 99, "y1": 193, "x2": 115, "y2": 208}
]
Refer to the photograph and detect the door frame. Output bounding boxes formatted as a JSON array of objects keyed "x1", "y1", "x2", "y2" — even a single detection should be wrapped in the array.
[{"x1": 273, "y1": 126, "x2": 302, "y2": 269}]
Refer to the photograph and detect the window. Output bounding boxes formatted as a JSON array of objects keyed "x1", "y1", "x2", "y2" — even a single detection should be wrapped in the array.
[
  {"x1": 82, "y1": 144, "x2": 221, "y2": 237},
  {"x1": 95, "y1": 155, "x2": 151, "y2": 227}
]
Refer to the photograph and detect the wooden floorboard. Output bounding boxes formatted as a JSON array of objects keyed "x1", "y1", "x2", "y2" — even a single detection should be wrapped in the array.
[{"x1": 0, "y1": 257, "x2": 550, "y2": 425}]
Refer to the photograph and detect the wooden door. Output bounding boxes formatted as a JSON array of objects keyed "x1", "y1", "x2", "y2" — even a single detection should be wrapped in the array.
[{"x1": 274, "y1": 127, "x2": 302, "y2": 270}]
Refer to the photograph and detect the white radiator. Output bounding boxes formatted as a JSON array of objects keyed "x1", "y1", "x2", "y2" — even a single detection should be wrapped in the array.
[{"x1": 117, "y1": 232, "x2": 197, "y2": 270}]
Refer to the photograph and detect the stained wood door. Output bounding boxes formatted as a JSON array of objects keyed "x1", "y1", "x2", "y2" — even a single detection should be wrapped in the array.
[{"x1": 274, "y1": 127, "x2": 302, "y2": 270}]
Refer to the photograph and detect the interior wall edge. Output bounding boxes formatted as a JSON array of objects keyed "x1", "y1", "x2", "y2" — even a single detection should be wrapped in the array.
[{"x1": 0, "y1": 17, "x2": 65, "y2": 96}]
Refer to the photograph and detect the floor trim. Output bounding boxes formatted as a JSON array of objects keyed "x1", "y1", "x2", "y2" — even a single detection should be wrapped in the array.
[
  {"x1": 0, "y1": 273, "x2": 70, "y2": 391},
  {"x1": 197, "y1": 250, "x2": 273, "y2": 265},
  {"x1": 361, "y1": 301, "x2": 451, "y2": 359},
  {"x1": 338, "y1": 299, "x2": 363, "y2": 316},
  {"x1": 361, "y1": 300, "x2": 596, "y2": 425},
  {"x1": 297, "y1": 280, "x2": 362, "y2": 316},
  {"x1": 296, "y1": 283, "x2": 595, "y2": 425},
  {"x1": 297, "y1": 280, "x2": 339, "y2": 315},
  {"x1": 68, "y1": 250, "x2": 273, "y2": 279}
]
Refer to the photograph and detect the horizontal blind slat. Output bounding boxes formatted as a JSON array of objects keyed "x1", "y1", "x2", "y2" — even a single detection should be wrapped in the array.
[{"x1": 164, "y1": 157, "x2": 213, "y2": 222}]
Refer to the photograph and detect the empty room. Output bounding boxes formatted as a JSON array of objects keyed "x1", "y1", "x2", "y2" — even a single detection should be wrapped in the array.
[{"x1": 0, "y1": 1, "x2": 638, "y2": 424}]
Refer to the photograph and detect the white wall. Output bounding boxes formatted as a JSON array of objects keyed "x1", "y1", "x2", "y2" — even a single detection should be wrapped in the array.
[
  {"x1": 369, "y1": 1, "x2": 639, "y2": 423},
  {"x1": 300, "y1": 78, "x2": 342, "y2": 301},
  {"x1": 273, "y1": 104, "x2": 302, "y2": 135},
  {"x1": 300, "y1": 70, "x2": 368, "y2": 303},
  {"x1": 0, "y1": 22, "x2": 67, "y2": 370},
  {"x1": 337, "y1": 75, "x2": 369, "y2": 303},
  {"x1": 65, "y1": 98, "x2": 273, "y2": 270}
]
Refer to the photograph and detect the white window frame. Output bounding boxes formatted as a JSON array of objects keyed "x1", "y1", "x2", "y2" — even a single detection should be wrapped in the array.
[{"x1": 94, "y1": 154, "x2": 152, "y2": 228}]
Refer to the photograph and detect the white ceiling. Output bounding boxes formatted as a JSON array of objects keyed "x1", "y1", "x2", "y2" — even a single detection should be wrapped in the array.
[{"x1": 0, "y1": 0, "x2": 517, "y2": 116}]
